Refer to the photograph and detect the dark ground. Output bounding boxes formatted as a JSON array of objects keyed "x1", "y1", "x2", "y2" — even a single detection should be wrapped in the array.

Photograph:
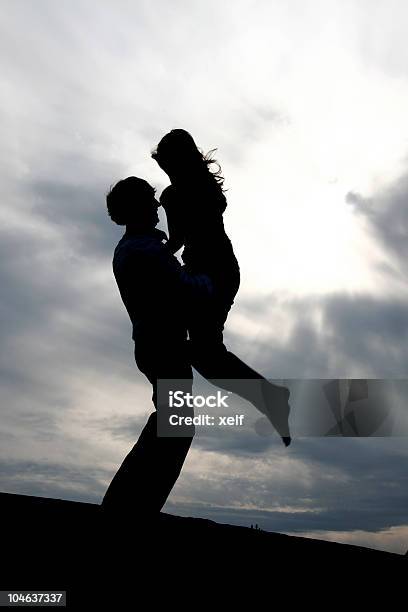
[{"x1": 1, "y1": 491, "x2": 405, "y2": 607}]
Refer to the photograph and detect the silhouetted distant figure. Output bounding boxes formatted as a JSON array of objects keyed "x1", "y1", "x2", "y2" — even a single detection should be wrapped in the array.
[
  {"x1": 101, "y1": 177, "x2": 213, "y2": 518},
  {"x1": 152, "y1": 129, "x2": 291, "y2": 445}
]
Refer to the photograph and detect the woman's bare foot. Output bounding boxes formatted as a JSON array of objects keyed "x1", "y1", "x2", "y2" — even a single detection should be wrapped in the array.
[{"x1": 261, "y1": 382, "x2": 291, "y2": 447}]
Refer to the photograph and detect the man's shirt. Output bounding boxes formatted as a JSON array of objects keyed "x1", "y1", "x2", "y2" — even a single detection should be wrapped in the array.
[{"x1": 112, "y1": 228, "x2": 213, "y2": 345}]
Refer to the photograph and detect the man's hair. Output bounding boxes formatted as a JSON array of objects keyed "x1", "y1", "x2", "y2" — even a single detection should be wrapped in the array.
[{"x1": 106, "y1": 176, "x2": 156, "y2": 225}]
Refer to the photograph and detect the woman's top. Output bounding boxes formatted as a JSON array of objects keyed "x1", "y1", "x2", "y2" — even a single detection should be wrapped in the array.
[{"x1": 160, "y1": 173, "x2": 238, "y2": 277}]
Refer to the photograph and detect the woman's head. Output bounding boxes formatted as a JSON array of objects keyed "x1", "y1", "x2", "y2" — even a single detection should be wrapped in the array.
[
  {"x1": 151, "y1": 129, "x2": 225, "y2": 193},
  {"x1": 151, "y1": 129, "x2": 201, "y2": 176}
]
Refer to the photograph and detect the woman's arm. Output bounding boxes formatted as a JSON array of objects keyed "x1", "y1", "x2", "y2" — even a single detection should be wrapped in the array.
[{"x1": 160, "y1": 186, "x2": 185, "y2": 254}]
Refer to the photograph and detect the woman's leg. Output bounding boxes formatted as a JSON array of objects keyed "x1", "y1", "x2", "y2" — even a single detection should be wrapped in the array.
[{"x1": 188, "y1": 276, "x2": 291, "y2": 444}]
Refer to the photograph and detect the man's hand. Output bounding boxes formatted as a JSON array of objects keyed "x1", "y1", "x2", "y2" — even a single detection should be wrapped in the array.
[{"x1": 154, "y1": 229, "x2": 168, "y2": 243}]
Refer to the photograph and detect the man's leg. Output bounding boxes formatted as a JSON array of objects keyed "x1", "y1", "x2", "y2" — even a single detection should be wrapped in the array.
[
  {"x1": 101, "y1": 343, "x2": 194, "y2": 518},
  {"x1": 101, "y1": 412, "x2": 193, "y2": 517}
]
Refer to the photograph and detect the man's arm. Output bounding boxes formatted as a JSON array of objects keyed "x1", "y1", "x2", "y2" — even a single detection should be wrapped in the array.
[
  {"x1": 149, "y1": 239, "x2": 213, "y2": 299},
  {"x1": 160, "y1": 186, "x2": 185, "y2": 254}
]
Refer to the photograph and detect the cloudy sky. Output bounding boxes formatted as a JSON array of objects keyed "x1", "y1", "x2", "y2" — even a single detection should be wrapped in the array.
[{"x1": 1, "y1": 0, "x2": 408, "y2": 554}]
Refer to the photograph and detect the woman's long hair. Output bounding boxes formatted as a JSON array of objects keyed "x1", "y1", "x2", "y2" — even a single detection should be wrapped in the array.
[{"x1": 152, "y1": 129, "x2": 226, "y2": 196}]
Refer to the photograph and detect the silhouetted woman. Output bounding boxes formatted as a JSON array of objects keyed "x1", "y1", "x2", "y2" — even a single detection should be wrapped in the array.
[{"x1": 152, "y1": 129, "x2": 291, "y2": 445}]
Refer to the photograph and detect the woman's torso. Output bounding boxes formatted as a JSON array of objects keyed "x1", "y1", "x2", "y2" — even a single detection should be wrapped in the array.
[{"x1": 162, "y1": 178, "x2": 239, "y2": 279}]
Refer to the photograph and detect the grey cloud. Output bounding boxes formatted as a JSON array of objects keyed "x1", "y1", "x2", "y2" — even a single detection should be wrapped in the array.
[
  {"x1": 170, "y1": 437, "x2": 408, "y2": 535},
  {"x1": 231, "y1": 291, "x2": 408, "y2": 378},
  {"x1": 0, "y1": 459, "x2": 108, "y2": 504},
  {"x1": 166, "y1": 500, "x2": 408, "y2": 535},
  {"x1": 346, "y1": 191, "x2": 374, "y2": 216},
  {"x1": 97, "y1": 412, "x2": 151, "y2": 442},
  {"x1": 28, "y1": 176, "x2": 119, "y2": 259},
  {"x1": 346, "y1": 171, "x2": 408, "y2": 278},
  {"x1": 323, "y1": 293, "x2": 408, "y2": 376}
]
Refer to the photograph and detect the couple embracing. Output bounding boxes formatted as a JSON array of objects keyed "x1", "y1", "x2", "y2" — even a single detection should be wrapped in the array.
[{"x1": 101, "y1": 129, "x2": 291, "y2": 519}]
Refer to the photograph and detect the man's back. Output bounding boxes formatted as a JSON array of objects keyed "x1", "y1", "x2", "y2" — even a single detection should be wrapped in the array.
[
  {"x1": 113, "y1": 229, "x2": 186, "y2": 346},
  {"x1": 113, "y1": 228, "x2": 212, "y2": 347}
]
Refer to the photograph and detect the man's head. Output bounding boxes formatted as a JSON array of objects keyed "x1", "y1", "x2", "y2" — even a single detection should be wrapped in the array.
[{"x1": 106, "y1": 176, "x2": 160, "y2": 228}]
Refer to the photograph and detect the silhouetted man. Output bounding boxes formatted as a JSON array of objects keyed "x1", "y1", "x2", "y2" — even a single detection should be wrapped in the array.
[{"x1": 101, "y1": 177, "x2": 212, "y2": 518}]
